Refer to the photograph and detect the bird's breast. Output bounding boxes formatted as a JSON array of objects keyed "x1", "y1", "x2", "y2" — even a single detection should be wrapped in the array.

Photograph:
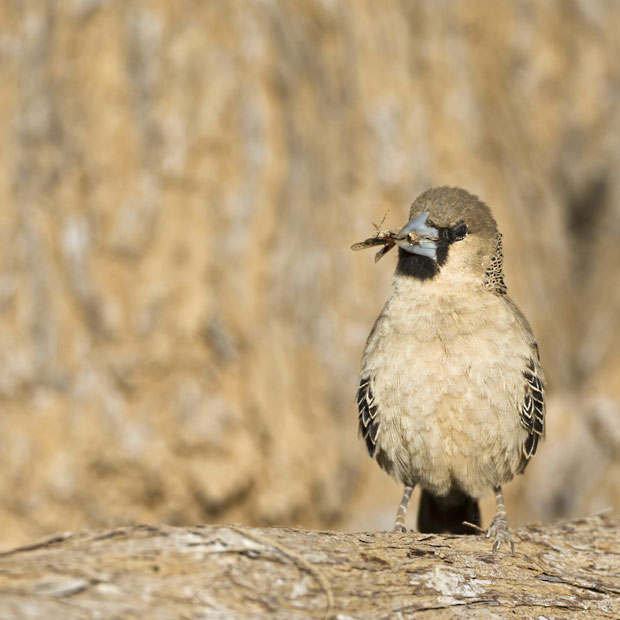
[{"x1": 362, "y1": 285, "x2": 530, "y2": 497}]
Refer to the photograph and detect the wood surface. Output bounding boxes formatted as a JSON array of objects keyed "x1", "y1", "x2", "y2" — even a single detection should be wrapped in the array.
[{"x1": 1, "y1": 515, "x2": 618, "y2": 619}]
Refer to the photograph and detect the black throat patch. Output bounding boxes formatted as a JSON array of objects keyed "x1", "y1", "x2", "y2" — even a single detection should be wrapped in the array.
[{"x1": 395, "y1": 233, "x2": 450, "y2": 280}]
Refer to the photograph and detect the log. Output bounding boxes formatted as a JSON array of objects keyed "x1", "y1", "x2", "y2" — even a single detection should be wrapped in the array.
[{"x1": 0, "y1": 515, "x2": 618, "y2": 619}]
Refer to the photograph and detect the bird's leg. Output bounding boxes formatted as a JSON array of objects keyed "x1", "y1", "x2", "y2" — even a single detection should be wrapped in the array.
[
  {"x1": 393, "y1": 485, "x2": 414, "y2": 533},
  {"x1": 486, "y1": 486, "x2": 515, "y2": 553}
]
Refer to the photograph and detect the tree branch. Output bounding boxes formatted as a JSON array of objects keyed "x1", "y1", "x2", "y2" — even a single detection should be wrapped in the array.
[{"x1": 0, "y1": 515, "x2": 618, "y2": 619}]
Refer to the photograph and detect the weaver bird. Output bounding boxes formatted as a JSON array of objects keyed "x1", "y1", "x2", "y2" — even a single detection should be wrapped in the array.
[{"x1": 353, "y1": 187, "x2": 545, "y2": 552}]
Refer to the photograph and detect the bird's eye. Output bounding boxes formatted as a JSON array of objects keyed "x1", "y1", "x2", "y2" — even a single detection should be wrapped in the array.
[{"x1": 452, "y1": 221, "x2": 468, "y2": 240}]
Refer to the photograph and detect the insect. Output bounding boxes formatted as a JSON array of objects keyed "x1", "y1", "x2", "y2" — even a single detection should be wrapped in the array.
[
  {"x1": 351, "y1": 211, "x2": 439, "y2": 263},
  {"x1": 350, "y1": 210, "x2": 397, "y2": 262},
  {"x1": 351, "y1": 229, "x2": 401, "y2": 263}
]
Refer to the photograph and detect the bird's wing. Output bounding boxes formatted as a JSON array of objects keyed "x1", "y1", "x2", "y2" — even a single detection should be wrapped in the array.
[
  {"x1": 357, "y1": 376, "x2": 379, "y2": 457},
  {"x1": 518, "y1": 353, "x2": 545, "y2": 470}
]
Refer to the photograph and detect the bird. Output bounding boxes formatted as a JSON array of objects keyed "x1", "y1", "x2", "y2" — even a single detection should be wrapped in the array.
[{"x1": 353, "y1": 186, "x2": 545, "y2": 552}]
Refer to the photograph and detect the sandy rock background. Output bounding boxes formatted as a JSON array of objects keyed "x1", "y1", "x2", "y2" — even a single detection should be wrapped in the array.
[{"x1": 1, "y1": 0, "x2": 619, "y2": 549}]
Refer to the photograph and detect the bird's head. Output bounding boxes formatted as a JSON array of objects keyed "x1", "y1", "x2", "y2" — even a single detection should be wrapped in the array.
[{"x1": 396, "y1": 186, "x2": 502, "y2": 284}]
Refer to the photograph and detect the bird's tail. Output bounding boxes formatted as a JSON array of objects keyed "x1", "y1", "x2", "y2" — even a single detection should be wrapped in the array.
[{"x1": 417, "y1": 489, "x2": 481, "y2": 535}]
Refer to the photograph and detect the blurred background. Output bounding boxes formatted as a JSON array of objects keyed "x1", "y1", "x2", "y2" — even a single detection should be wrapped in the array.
[{"x1": 1, "y1": 0, "x2": 619, "y2": 550}]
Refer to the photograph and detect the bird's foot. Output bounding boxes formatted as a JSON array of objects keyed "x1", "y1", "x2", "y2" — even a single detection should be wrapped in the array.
[
  {"x1": 486, "y1": 512, "x2": 515, "y2": 554},
  {"x1": 393, "y1": 523, "x2": 408, "y2": 533}
]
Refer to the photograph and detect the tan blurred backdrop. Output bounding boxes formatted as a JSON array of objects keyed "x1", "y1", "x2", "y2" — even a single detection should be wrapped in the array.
[{"x1": 1, "y1": 0, "x2": 619, "y2": 550}]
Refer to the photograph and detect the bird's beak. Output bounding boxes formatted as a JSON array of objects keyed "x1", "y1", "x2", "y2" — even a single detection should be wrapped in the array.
[{"x1": 395, "y1": 212, "x2": 439, "y2": 260}]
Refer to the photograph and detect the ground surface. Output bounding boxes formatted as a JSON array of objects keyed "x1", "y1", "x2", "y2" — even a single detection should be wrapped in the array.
[{"x1": 0, "y1": 515, "x2": 618, "y2": 619}]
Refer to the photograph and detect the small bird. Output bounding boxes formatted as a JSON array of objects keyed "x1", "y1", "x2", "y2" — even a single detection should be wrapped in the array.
[{"x1": 353, "y1": 187, "x2": 545, "y2": 552}]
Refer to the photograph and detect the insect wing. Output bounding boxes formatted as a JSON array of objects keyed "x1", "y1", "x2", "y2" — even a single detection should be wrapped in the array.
[
  {"x1": 351, "y1": 237, "x2": 390, "y2": 251},
  {"x1": 374, "y1": 243, "x2": 395, "y2": 262},
  {"x1": 351, "y1": 231, "x2": 398, "y2": 252}
]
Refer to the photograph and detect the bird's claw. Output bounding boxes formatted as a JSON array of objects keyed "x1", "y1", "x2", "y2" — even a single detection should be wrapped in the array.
[
  {"x1": 393, "y1": 524, "x2": 408, "y2": 534},
  {"x1": 486, "y1": 513, "x2": 515, "y2": 554}
]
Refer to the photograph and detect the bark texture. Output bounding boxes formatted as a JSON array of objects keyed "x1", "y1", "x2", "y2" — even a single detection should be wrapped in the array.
[{"x1": 0, "y1": 516, "x2": 618, "y2": 619}]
